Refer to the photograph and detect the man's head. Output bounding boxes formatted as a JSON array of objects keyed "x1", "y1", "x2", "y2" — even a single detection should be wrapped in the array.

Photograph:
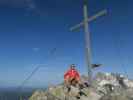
[{"x1": 70, "y1": 64, "x2": 76, "y2": 69}]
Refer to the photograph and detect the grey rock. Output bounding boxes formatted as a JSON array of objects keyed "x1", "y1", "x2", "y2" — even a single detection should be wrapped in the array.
[{"x1": 29, "y1": 72, "x2": 133, "y2": 100}]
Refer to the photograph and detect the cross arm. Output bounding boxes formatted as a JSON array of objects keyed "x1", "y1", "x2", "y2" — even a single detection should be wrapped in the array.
[{"x1": 70, "y1": 9, "x2": 107, "y2": 32}]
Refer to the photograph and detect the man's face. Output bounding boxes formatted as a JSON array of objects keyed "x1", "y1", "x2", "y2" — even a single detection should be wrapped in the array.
[{"x1": 70, "y1": 66, "x2": 75, "y2": 70}]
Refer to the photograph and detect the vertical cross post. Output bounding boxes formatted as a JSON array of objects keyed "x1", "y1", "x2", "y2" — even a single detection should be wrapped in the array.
[{"x1": 83, "y1": 0, "x2": 92, "y2": 79}]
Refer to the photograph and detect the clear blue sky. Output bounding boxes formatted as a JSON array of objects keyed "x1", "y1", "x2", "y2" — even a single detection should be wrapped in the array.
[{"x1": 0, "y1": 0, "x2": 132, "y2": 88}]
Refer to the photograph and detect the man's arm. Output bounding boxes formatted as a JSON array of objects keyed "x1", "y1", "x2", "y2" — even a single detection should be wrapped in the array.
[{"x1": 64, "y1": 70, "x2": 70, "y2": 79}]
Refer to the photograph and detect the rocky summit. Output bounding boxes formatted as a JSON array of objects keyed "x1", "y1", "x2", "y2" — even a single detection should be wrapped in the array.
[{"x1": 29, "y1": 72, "x2": 133, "y2": 100}]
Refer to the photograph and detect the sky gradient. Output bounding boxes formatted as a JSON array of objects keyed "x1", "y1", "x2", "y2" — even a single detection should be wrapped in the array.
[{"x1": 0, "y1": 0, "x2": 132, "y2": 88}]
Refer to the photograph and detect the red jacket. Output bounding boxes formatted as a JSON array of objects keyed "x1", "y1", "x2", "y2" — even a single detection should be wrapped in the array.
[{"x1": 64, "y1": 68, "x2": 80, "y2": 80}]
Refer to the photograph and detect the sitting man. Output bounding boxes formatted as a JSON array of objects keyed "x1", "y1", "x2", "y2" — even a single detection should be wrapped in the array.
[{"x1": 64, "y1": 64, "x2": 80, "y2": 87}]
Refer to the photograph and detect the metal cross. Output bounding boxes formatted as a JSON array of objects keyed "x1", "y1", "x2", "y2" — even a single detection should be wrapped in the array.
[{"x1": 70, "y1": 0, "x2": 107, "y2": 79}]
